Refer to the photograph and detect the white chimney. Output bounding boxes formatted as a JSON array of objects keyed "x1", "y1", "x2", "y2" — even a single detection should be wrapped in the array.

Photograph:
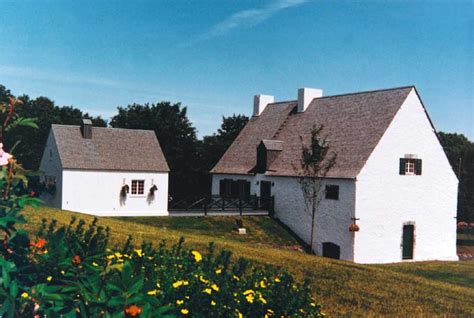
[
  {"x1": 253, "y1": 94, "x2": 274, "y2": 116},
  {"x1": 297, "y1": 88, "x2": 323, "y2": 112}
]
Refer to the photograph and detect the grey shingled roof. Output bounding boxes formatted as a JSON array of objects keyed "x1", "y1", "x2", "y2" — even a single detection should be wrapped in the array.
[
  {"x1": 211, "y1": 86, "x2": 415, "y2": 178},
  {"x1": 261, "y1": 140, "x2": 283, "y2": 151},
  {"x1": 51, "y1": 125, "x2": 170, "y2": 172}
]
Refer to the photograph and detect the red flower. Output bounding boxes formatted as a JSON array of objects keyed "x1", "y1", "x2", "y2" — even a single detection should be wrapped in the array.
[
  {"x1": 124, "y1": 305, "x2": 142, "y2": 317},
  {"x1": 71, "y1": 255, "x2": 81, "y2": 266},
  {"x1": 35, "y1": 239, "x2": 47, "y2": 249}
]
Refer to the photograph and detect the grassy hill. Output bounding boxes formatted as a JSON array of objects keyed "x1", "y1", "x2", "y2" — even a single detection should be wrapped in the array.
[{"x1": 21, "y1": 206, "x2": 474, "y2": 317}]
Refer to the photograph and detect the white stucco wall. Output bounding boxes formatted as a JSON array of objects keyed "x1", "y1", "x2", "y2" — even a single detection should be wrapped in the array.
[
  {"x1": 39, "y1": 131, "x2": 63, "y2": 208},
  {"x1": 212, "y1": 174, "x2": 356, "y2": 261},
  {"x1": 62, "y1": 170, "x2": 169, "y2": 216},
  {"x1": 354, "y1": 89, "x2": 458, "y2": 264}
]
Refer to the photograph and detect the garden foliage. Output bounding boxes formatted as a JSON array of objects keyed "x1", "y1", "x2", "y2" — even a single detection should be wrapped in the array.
[{"x1": 0, "y1": 96, "x2": 323, "y2": 317}]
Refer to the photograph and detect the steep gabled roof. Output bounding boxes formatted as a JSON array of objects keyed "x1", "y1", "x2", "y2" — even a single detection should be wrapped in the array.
[
  {"x1": 211, "y1": 86, "x2": 414, "y2": 178},
  {"x1": 51, "y1": 125, "x2": 170, "y2": 172}
]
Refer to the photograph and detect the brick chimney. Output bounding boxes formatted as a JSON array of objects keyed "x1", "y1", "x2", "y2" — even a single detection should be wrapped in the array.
[
  {"x1": 81, "y1": 118, "x2": 93, "y2": 139},
  {"x1": 297, "y1": 88, "x2": 323, "y2": 112}
]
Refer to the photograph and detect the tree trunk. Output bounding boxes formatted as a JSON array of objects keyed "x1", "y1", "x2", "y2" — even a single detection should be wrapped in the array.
[{"x1": 310, "y1": 201, "x2": 316, "y2": 253}]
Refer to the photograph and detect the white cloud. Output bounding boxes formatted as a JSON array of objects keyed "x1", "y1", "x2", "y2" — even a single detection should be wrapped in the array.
[
  {"x1": 183, "y1": 0, "x2": 312, "y2": 47},
  {"x1": 0, "y1": 65, "x2": 119, "y2": 87}
]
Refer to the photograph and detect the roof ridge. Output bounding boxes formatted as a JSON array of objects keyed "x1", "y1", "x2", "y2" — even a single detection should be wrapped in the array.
[
  {"x1": 266, "y1": 86, "x2": 414, "y2": 106},
  {"x1": 52, "y1": 124, "x2": 156, "y2": 133},
  {"x1": 317, "y1": 85, "x2": 414, "y2": 100}
]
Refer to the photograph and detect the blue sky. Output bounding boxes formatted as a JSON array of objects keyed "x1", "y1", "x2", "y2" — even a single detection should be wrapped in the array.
[{"x1": 0, "y1": 0, "x2": 472, "y2": 139}]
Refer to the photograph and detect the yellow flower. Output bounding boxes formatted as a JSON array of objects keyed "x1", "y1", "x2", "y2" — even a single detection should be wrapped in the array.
[
  {"x1": 21, "y1": 292, "x2": 28, "y2": 299},
  {"x1": 147, "y1": 290, "x2": 158, "y2": 296},
  {"x1": 134, "y1": 249, "x2": 143, "y2": 257},
  {"x1": 43, "y1": 249, "x2": 48, "y2": 254},
  {"x1": 92, "y1": 262, "x2": 99, "y2": 267},
  {"x1": 114, "y1": 252, "x2": 123, "y2": 258},
  {"x1": 258, "y1": 293, "x2": 267, "y2": 304},
  {"x1": 237, "y1": 312, "x2": 243, "y2": 318},
  {"x1": 215, "y1": 268, "x2": 222, "y2": 274},
  {"x1": 191, "y1": 251, "x2": 202, "y2": 262},
  {"x1": 211, "y1": 284, "x2": 219, "y2": 292},
  {"x1": 311, "y1": 302, "x2": 316, "y2": 307},
  {"x1": 243, "y1": 289, "x2": 254, "y2": 295},
  {"x1": 203, "y1": 288, "x2": 212, "y2": 295},
  {"x1": 46, "y1": 276, "x2": 52, "y2": 282},
  {"x1": 211, "y1": 300, "x2": 216, "y2": 306},
  {"x1": 245, "y1": 294, "x2": 255, "y2": 303},
  {"x1": 173, "y1": 280, "x2": 189, "y2": 288},
  {"x1": 274, "y1": 277, "x2": 281, "y2": 283},
  {"x1": 60, "y1": 270, "x2": 65, "y2": 275},
  {"x1": 106, "y1": 255, "x2": 115, "y2": 260},
  {"x1": 233, "y1": 275, "x2": 240, "y2": 281},
  {"x1": 199, "y1": 276, "x2": 209, "y2": 284},
  {"x1": 181, "y1": 308, "x2": 189, "y2": 315},
  {"x1": 260, "y1": 280, "x2": 267, "y2": 288},
  {"x1": 176, "y1": 299, "x2": 184, "y2": 305},
  {"x1": 156, "y1": 283, "x2": 161, "y2": 288}
]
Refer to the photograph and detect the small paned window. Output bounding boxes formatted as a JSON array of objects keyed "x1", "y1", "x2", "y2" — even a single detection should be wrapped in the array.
[
  {"x1": 405, "y1": 160, "x2": 415, "y2": 175},
  {"x1": 131, "y1": 180, "x2": 145, "y2": 195},
  {"x1": 325, "y1": 185, "x2": 339, "y2": 200},
  {"x1": 399, "y1": 158, "x2": 422, "y2": 175}
]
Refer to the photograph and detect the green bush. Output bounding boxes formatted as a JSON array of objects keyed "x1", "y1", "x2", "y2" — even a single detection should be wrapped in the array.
[{"x1": 0, "y1": 96, "x2": 324, "y2": 317}]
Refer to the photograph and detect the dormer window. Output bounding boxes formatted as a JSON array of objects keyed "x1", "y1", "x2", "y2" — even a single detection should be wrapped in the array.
[
  {"x1": 255, "y1": 140, "x2": 283, "y2": 173},
  {"x1": 399, "y1": 155, "x2": 422, "y2": 175}
]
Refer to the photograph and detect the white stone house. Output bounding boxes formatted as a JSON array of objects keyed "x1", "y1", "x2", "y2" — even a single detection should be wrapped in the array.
[
  {"x1": 40, "y1": 119, "x2": 170, "y2": 216},
  {"x1": 211, "y1": 86, "x2": 458, "y2": 264}
]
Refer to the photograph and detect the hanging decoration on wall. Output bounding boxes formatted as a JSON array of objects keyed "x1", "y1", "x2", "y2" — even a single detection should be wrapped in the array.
[
  {"x1": 349, "y1": 217, "x2": 360, "y2": 232},
  {"x1": 149, "y1": 185, "x2": 158, "y2": 197},
  {"x1": 120, "y1": 184, "x2": 130, "y2": 198}
]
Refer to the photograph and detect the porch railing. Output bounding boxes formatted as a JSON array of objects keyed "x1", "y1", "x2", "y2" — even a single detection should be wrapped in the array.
[{"x1": 169, "y1": 195, "x2": 274, "y2": 216}]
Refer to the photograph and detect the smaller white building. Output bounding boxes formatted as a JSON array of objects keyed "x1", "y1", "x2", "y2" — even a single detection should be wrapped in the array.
[{"x1": 40, "y1": 119, "x2": 170, "y2": 216}]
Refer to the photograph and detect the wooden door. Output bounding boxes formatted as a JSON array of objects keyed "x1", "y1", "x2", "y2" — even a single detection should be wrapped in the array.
[
  {"x1": 322, "y1": 242, "x2": 340, "y2": 259},
  {"x1": 260, "y1": 181, "x2": 272, "y2": 210},
  {"x1": 402, "y1": 224, "x2": 414, "y2": 260}
]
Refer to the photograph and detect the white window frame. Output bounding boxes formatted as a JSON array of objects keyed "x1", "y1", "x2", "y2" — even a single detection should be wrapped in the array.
[
  {"x1": 130, "y1": 180, "x2": 145, "y2": 196},
  {"x1": 405, "y1": 159, "x2": 415, "y2": 175}
]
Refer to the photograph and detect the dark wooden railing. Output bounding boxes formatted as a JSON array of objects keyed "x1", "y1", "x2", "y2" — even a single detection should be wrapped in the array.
[{"x1": 169, "y1": 195, "x2": 274, "y2": 216}]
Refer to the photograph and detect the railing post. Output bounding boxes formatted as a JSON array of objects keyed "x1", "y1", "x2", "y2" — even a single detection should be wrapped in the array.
[
  {"x1": 204, "y1": 197, "x2": 208, "y2": 216},
  {"x1": 222, "y1": 197, "x2": 225, "y2": 211},
  {"x1": 239, "y1": 198, "x2": 243, "y2": 217}
]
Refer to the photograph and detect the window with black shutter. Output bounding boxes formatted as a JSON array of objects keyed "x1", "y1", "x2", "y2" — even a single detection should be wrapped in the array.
[
  {"x1": 220, "y1": 179, "x2": 251, "y2": 198},
  {"x1": 325, "y1": 185, "x2": 339, "y2": 200},
  {"x1": 400, "y1": 157, "x2": 422, "y2": 176}
]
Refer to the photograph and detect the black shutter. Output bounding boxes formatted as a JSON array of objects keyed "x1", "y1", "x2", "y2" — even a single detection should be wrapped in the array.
[
  {"x1": 219, "y1": 180, "x2": 226, "y2": 197},
  {"x1": 230, "y1": 180, "x2": 239, "y2": 198},
  {"x1": 245, "y1": 181, "x2": 251, "y2": 199},
  {"x1": 415, "y1": 159, "x2": 422, "y2": 175},
  {"x1": 399, "y1": 158, "x2": 406, "y2": 175}
]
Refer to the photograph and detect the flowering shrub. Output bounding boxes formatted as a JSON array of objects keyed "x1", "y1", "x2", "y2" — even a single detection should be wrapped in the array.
[
  {"x1": 0, "y1": 96, "x2": 324, "y2": 317},
  {"x1": 29, "y1": 218, "x2": 323, "y2": 317}
]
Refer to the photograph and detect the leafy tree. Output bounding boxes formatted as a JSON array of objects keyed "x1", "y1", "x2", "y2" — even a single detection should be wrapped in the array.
[
  {"x1": 110, "y1": 102, "x2": 200, "y2": 198},
  {"x1": 294, "y1": 126, "x2": 337, "y2": 254},
  {"x1": 0, "y1": 84, "x2": 107, "y2": 171},
  {"x1": 438, "y1": 132, "x2": 474, "y2": 222},
  {"x1": 201, "y1": 114, "x2": 249, "y2": 171}
]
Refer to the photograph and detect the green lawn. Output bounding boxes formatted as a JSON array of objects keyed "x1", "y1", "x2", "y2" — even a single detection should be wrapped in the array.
[{"x1": 22, "y1": 207, "x2": 474, "y2": 317}]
